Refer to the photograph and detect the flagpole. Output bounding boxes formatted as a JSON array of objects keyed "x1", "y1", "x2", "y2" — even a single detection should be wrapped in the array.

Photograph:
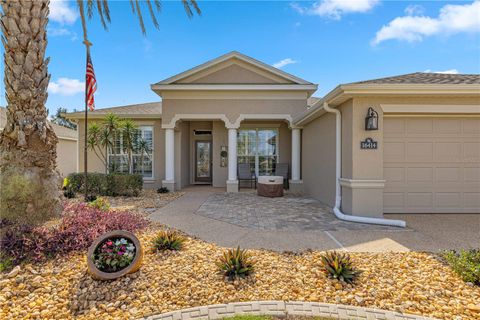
[
  {"x1": 78, "y1": 0, "x2": 91, "y2": 201},
  {"x1": 83, "y1": 44, "x2": 90, "y2": 201}
]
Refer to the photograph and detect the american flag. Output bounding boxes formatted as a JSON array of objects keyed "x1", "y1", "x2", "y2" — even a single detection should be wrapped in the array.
[{"x1": 86, "y1": 52, "x2": 97, "y2": 111}]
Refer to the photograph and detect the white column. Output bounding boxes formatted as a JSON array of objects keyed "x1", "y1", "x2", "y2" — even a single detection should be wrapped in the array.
[
  {"x1": 228, "y1": 128, "x2": 237, "y2": 181},
  {"x1": 165, "y1": 128, "x2": 175, "y2": 181},
  {"x1": 291, "y1": 128, "x2": 301, "y2": 181}
]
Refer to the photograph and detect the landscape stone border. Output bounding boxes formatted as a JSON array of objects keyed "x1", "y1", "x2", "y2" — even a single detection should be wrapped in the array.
[{"x1": 141, "y1": 301, "x2": 436, "y2": 320}]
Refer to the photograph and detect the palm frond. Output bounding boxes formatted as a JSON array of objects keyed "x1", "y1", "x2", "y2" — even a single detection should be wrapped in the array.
[
  {"x1": 96, "y1": 0, "x2": 108, "y2": 29},
  {"x1": 154, "y1": 0, "x2": 161, "y2": 12},
  {"x1": 181, "y1": 0, "x2": 193, "y2": 18},
  {"x1": 129, "y1": 0, "x2": 135, "y2": 14},
  {"x1": 146, "y1": 0, "x2": 160, "y2": 29},
  {"x1": 135, "y1": 0, "x2": 146, "y2": 35},
  {"x1": 102, "y1": 0, "x2": 111, "y2": 22},
  {"x1": 189, "y1": 0, "x2": 201, "y2": 16},
  {"x1": 86, "y1": 0, "x2": 94, "y2": 19}
]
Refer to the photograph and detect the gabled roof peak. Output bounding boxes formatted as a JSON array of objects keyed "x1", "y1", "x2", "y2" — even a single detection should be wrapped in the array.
[{"x1": 154, "y1": 51, "x2": 314, "y2": 85}]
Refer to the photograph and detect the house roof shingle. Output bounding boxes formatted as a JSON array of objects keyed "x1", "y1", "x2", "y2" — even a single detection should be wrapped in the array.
[
  {"x1": 347, "y1": 72, "x2": 480, "y2": 85},
  {"x1": 0, "y1": 107, "x2": 77, "y2": 140},
  {"x1": 65, "y1": 102, "x2": 162, "y2": 119}
]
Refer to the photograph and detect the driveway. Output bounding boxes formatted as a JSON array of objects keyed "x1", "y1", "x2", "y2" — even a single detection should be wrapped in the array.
[{"x1": 149, "y1": 186, "x2": 480, "y2": 252}]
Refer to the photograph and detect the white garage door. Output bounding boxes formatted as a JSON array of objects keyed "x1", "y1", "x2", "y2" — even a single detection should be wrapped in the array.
[{"x1": 383, "y1": 117, "x2": 480, "y2": 213}]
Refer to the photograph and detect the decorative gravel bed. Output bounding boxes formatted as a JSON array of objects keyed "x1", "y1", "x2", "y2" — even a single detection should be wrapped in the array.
[
  {"x1": 1, "y1": 230, "x2": 479, "y2": 320},
  {"x1": 69, "y1": 189, "x2": 185, "y2": 215}
]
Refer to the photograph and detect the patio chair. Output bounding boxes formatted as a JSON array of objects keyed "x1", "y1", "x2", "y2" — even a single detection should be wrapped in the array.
[
  {"x1": 238, "y1": 163, "x2": 256, "y2": 189},
  {"x1": 275, "y1": 163, "x2": 289, "y2": 189}
]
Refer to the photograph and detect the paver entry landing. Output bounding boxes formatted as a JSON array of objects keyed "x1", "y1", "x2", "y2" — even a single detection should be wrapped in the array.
[{"x1": 195, "y1": 193, "x2": 400, "y2": 231}]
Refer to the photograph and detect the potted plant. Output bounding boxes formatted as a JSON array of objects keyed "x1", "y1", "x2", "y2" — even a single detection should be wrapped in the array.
[{"x1": 87, "y1": 230, "x2": 143, "y2": 280}]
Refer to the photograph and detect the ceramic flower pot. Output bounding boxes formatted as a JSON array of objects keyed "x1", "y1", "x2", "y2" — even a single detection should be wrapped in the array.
[{"x1": 87, "y1": 230, "x2": 143, "y2": 280}]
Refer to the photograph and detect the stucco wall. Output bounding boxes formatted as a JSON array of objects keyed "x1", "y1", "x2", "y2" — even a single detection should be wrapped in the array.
[
  {"x1": 56, "y1": 138, "x2": 77, "y2": 177},
  {"x1": 162, "y1": 98, "x2": 308, "y2": 126},
  {"x1": 212, "y1": 121, "x2": 228, "y2": 187},
  {"x1": 77, "y1": 118, "x2": 164, "y2": 189},
  {"x1": 302, "y1": 113, "x2": 336, "y2": 206}
]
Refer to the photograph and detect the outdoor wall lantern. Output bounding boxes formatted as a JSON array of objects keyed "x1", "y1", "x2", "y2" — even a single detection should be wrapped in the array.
[{"x1": 365, "y1": 107, "x2": 379, "y2": 131}]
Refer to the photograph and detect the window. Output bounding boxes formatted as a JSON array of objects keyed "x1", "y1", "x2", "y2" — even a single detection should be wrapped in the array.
[
  {"x1": 108, "y1": 126, "x2": 154, "y2": 178},
  {"x1": 237, "y1": 128, "x2": 278, "y2": 176}
]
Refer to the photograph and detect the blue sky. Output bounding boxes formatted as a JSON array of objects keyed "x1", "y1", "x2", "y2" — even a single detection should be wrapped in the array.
[{"x1": 1, "y1": 0, "x2": 479, "y2": 113}]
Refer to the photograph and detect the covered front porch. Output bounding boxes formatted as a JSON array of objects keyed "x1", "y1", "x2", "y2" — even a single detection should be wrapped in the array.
[{"x1": 161, "y1": 116, "x2": 303, "y2": 193}]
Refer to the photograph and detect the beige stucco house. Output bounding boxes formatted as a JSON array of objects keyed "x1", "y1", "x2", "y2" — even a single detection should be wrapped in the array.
[
  {"x1": 0, "y1": 107, "x2": 78, "y2": 177},
  {"x1": 66, "y1": 52, "x2": 480, "y2": 222}
]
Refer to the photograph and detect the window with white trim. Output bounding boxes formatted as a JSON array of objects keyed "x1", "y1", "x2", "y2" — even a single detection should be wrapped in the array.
[
  {"x1": 237, "y1": 128, "x2": 278, "y2": 176},
  {"x1": 108, "y1": 126, "x2": 154, "y2": 178}
]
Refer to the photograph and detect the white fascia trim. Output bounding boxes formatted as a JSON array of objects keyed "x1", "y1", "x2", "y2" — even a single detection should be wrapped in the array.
[
  {"x1": 162, "y1": 114, "x2": 234, "y2": 129},
  {"x1": 57, "y1": 136, "x2": 78, "y2": 141},
  {"x1": 66, "y1": 113, "x2": 162, "y2": 120},
  {"x1": 155, "y1": 51, "x2": 312, "y2": 85},
  {"x1": 233, "y1": 114, "x2": 293, "y2": 128},
  {"x1": 151, "y1": 84, "x2": 318, "y2": 91},
  {"x1": 381, "y1": 104, "x2": 480, "y2": 114},
  {"x1": 339, "y1": 178, "x2": 386, "y2": 189}
]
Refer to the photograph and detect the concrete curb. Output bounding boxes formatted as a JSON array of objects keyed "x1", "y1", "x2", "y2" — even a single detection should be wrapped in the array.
[{"x1": 141, "y1": 301, "x2": 436, "y2": 320}]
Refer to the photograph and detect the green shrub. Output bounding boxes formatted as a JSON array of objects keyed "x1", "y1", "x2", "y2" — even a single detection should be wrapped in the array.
[
  {"x1": 157, "y1": 187, "x2": 169, "y2": 194},
  {"x1": 153, "y1": 230, "x2": 185, "y2": 251},
  {"x1": 62, "y1": 177, "x2": 76, "y2": 198},
  {"x1": 217, "y1": 246, "x2": 255, "y2": 280},
  {"x1": 320, "y1": 251, "x2": 361, "y2": 284},
  {"x1": 88, "y1": 197, "x2": 111, "y2": 211},
  {"x1": 443, "y1": 249, "x2": 480, "y2": 285},
  {"x1": 67, "y1": 172, "x2": 142, "y2": 197}
]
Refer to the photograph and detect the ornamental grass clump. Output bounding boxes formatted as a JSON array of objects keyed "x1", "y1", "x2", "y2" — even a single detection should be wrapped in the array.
[
  {"x1": 443, "y1": 249, "x2": 480, "y2": 286},
  {"x1": 152, "y1": 230, "x2": 185, "y2": 251},
  {"x1": 93, "y1": 237, "x2": 136, "y2": 273},
  {"x1": 217, "y1": 246, "x2": 255, "y2": 280},
  {"x1": 320, "y1": 251, "x2": 361, "y2": 284}
]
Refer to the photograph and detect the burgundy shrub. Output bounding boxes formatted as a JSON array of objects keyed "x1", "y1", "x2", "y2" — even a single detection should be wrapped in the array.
[{"x1": 1, "y1": 202, "x2": 149, "y2": 265}]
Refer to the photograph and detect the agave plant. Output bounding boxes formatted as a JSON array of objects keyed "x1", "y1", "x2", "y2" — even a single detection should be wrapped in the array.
[
  {"x1": 217, "y1": 246, "x2": 255, "y2": 280},
  {"x1": 320, "y1": 251, "x2": 361, "y2": 284},
  {"x1": 153, "y1": 230, "x2": 185, "y2": 251}
]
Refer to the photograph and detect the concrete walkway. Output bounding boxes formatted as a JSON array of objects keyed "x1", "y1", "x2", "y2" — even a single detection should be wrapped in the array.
[{"x1": 149, "y1": 186, "x2": 480, "y2": 252}]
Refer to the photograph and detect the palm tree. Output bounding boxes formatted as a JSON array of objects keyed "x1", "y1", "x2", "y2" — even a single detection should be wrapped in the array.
[
  {"x1": 0, "y1": 0, "x2": 201, "y2": 224},
  {"x1": 134, "y1": 137, "x2": 152, "y2": 176},
  {"x1": 120, "y1": 119, "x2": 138, "y2": 174},
  {"x1": 101, "y1": 113, "x2": 121, "y2": 172},
  {"x1": 86, "y1": 122, "x2": 108, "y2": 172}
]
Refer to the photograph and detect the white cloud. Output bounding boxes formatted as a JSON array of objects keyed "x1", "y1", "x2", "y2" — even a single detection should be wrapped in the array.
[
  {"x1": 372, "y1": 0, "x2": 480, "y2": 45},
  {"x1": 49, "y1": 0, "x2": 78, "y2": 24},
  {"x1": 273, "y1": 58, "x2": 298, "y2": 69},
  {"x1": 48, "y1": 78, "x2": 84, "y2": 96},
  {"x1": 48, "y1": 27, "x2": 78, "y2": 41},
  {"x1": 291, "y1": 0, "x2": 379, "y2": 20},
  {"x1": 404, "y1": 4, "x2": 424, "y2": 16},
  {"x1": 424, "y1": 69, "x2": 459, "y2": 74}
]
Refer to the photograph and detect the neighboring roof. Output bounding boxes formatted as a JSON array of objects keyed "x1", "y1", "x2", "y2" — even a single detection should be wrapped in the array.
[
  {"x1": 307, "y1": 96, "x2": 321, "y2": 107},
  {"x1": 65, "y1": 102, "x2": 162, "y2": 119},
  {"x1": 155, "y1": 51, "x2": 314, "y2": 85},
  {"x1": 347, "y1": 72, "x2": 480, "y2": 85},
  {"x1": 0, "y1": 107, "x2": 77, "y2": 140},
  {"x1": 294, "y1": 72, "x2": 480, "y2": 126}
]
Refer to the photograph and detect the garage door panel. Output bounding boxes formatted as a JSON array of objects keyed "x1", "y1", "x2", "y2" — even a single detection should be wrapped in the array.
[
  {"x1": 407, "y1": 119, "x2": 433, "y2": 134},
  {"x1": 464, "y1": 142, "x2": 480, "y2": 161},
  {"x1": 407, "y1": 142, "x2": 433, "y2": 161},
  {"x1": 435, "y1": 119, "x2": 462, "y2": 134},
  {"x1": 384, "y1": 116, "x2": 480, "y2": 214}
]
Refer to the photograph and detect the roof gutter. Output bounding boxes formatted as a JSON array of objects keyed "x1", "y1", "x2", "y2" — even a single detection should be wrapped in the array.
[{"x1": 322, "y1": 102, "x2": 406, "y2": 228}]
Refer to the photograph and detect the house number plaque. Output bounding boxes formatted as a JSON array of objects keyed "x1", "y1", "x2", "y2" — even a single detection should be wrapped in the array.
[{"x1": 360, "y1": 138, "x2": 378, "y2": 149}]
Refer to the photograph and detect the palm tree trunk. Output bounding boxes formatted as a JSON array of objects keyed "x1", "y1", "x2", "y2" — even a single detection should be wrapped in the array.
[{"x1": 0, "y1": 0, "x2": 62, "y2": 224}]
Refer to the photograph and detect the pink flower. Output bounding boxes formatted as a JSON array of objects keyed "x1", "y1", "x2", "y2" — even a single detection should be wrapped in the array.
[{"x1": 118, "y1": 251, "x2": 124, "y2": 255}]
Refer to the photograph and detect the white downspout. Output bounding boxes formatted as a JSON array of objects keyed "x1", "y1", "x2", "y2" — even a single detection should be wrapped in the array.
[{"x1": 322, "y1": 102, "x2": 406, "y2": 228}]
